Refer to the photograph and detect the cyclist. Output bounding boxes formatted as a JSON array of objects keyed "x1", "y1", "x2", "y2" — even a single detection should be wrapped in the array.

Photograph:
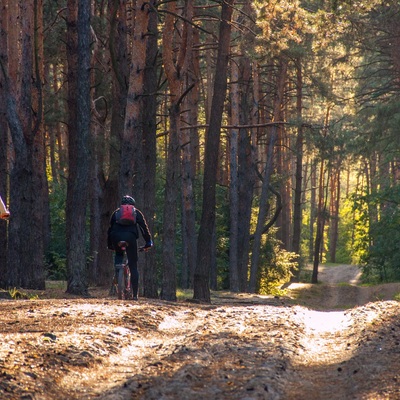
[{"x1": 107, "y1": 195, "x2": 153, "y2": 300}]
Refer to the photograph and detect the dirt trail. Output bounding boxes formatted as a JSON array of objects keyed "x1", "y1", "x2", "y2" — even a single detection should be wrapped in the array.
[
  {"x1": 1, "y1": 266, "x2": 400, "y2": 399},
  {"x1": 289, "y1": 264, "x2": 400, "y2": 310}
]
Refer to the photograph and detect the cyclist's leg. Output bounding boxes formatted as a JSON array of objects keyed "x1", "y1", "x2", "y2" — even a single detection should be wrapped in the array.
[
  {"x1": 128, "y1": 259, "x2": 139, "y2": 299},
  {"x1": 125, "y1": 237, "x2": 139, "y2": 299}
]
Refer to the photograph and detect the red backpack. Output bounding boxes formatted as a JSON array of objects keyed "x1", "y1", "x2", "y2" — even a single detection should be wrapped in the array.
[{"x1": 115, "y1": 204, "x2": 136, "y2": 225}]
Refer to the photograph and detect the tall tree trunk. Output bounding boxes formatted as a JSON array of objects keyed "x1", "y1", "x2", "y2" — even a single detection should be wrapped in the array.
[
  {"x1": 311, "y1": 107, "x2": 331, "y2": 284},
  {"x1": 142, "y1": 1, "x2": 158, "y2": 298},
  {"x1": 193, "y1": 0, "x2": 235, "y2": 303},
  {"x1": 88, "y1": 24, "x2": 107, "y2": 285},
  {"x1": 0, "y1": 0, "x2": 8, "y2": 287},
  {"x1": 32, "y1": 0, "x2": 49, "y2": 279},
  {"x1": 329, "y1": 166, "x2": 341, "y2": 263},
  {"x1": 120, "y1": 0, "x2": 149, "y2": 196},
  {"x1": 119, "y1": 0, "x2": 150, "y2": 297},
  {"x1": 248, "y1": 58, "x2": 288, "y2": 293},
  {"x1": 161, "y1": 0, "x2": 195, "y2": 301},
  {"x1": 309, "y1": 160, "x2": 317, "y2": 261},
  {"x1": 229, "y1": 59, "x2": 240, "y2": 291},
  {"x1": 291, "y1": 60, "x2": 304, "y2": 281},
  {"x1": 237, "y1": 59, "x2": 256, "y2": 292},
  {"x1": 160, "y1": 1, "x2": 179, "y2": 301},
  {"x1": 48, "y1": 64, "x2": 60, "y2": 184},
  {"x1": 160, "y1": 104, "x2": 179, "y2": 301},
  {"x1": 181, "y1": 22, "x2": 199, "y2": 290},
  {"x1": 96, "y1": 0, "x2": 130, "y2": 287},
  {"x1": 181, "y1": 84, "x2": 198, "y2": 289},
  {"x1": 312, "y1": 161, "x2": 330, "y2": 283},
  {"x1": 66, "y1": 0, "x2": 91, "y2": 296},
  {"x1": 3, "y1": 0, "x2": 45, "y2": 289}
]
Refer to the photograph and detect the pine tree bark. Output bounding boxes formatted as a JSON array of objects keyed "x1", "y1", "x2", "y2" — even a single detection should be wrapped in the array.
[
  {"x1": 95, "y1": 0, "x2": 130, "y2": 287},
  {"x1": 329, "y1": 166, "x2": 341, "y2": 263},
  {"x1": 193, "y1": 0, "x2": 235, "y2": 302},
  {"x1": 291, "y1": 60, "x2": 304, "y2": 281},
  {"x1": 237, "y1": 59, "x2": 256, "y2": 292},
  {"x1": 180, "y1": 38, "x2": 199, "y2": 289},
  {"x1": 312, "y1": 160, "x2": 330, "y2": 283},
  {"x1": 311, "y1": 107, "x2": 331, "y2": 284},
  {"x1": 229, "y1": 60, "x2": 240, "y2": 292},
  {"x1": 0, "y1": 0, "x2": 9, "y2": 287},
  {"x1": 142, "y1": 1, "x2": 159, "y2": 298},
  {"x1": 120, "y1": 0, "x2": 149, "y2": 196},
  {"x1": 66, "y1": 0, "x2": 91, "y2": 296},
  {"x1": 2, "y1": 0, "x2": 46, "y2": 289},
  {"x1": 160, "y1": 0, "x2": 195, "y2": 301}
]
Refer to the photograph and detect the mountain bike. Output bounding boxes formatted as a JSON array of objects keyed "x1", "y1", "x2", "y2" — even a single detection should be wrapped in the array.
[{"x1": 113, "y1": 241, "x2": 133, "y2": 300}]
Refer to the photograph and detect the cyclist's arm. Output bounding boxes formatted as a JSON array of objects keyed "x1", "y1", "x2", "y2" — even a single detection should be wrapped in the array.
[{"x1": 136, "y1": 209, "x2": 152, "y2": 243}]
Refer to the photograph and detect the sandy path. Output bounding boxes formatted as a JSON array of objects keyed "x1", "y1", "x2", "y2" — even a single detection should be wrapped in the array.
[
  {"x1": 1, "y1": 267, "x2": 400, "y2": 399},
  {"x1": 318, "y1": 264, "x2": 362, "y2": 285}
]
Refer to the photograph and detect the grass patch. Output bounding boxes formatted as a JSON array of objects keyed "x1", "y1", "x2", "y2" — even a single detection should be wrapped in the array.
[
  {"x1": 337, "y1": 282, "x2": 351, "y2": 287},
  {"x1": 176, "y1": 288, "x2": 193, "y2": 301},
  {"x1": 46, "y1": 280, "x2": 67, "y2": 290},
  {"x1": 288, "y1": 283, "x2": 323, "y2": 302}
]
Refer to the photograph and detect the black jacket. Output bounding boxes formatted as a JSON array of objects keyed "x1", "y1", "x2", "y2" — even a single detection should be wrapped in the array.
[{"x1": 107, "y1": 207, "x2": 152, "y2": 248}]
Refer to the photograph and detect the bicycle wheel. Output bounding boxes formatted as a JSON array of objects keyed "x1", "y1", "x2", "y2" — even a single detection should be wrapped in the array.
[{"x1": 117, "y1": 266, "x2": 124, "y2": 300}]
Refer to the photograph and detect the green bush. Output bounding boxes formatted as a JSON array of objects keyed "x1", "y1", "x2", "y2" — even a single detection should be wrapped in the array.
[{"x1": 257, "y1": 233, "x2": 298, "y2": 295}]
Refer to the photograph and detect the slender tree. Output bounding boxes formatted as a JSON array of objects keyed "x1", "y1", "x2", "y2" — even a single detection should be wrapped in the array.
[
  {"x1": 291, "y1": 59, "x2": 304, "y2": 280},
  {"x1": 0, "y1": 0, "x2": 9, "y2": 287},
  {"x1": 1, "y1": 0, "x2": 46, "y2": 290},
  {"x1": 160, "y1": 0, "x2": 196, "y2": 301},
  {"x1": 193, "y1": 0, "x2": 235, "y2": 302},
  {"x1": 229, "y1": 58, "x2": 240, "y2": 291},
  {"x1": 65, "y1": 0, "x2": 91, "y2": 295},
  {"x1": 120, "y1": 0, "x2": 150, "y2": 196},
  {"x1": 142, "y1": 0, "x2": 159, "y2": 298},
  {"x1": 95, "y1": 0, "x2": 130, "y2": 287},
  {"x1": 180, "y1": 5, "x2": 199, "y2": 290}
]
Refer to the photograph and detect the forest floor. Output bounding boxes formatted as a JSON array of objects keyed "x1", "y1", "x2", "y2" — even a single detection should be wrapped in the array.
[{"x1": 1, "y1": 265, "x2": 400, "y2": 400}]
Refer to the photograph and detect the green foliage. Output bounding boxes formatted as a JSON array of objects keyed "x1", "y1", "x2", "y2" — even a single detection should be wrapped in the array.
[
  {"x1": 45, "y1": 184, "x2": 67, "y2": 280},
  {"x1": 48, "y1": 184, "x2": 67, "y2": 255},
  {"x1": 335, "y1": 197, "x2": 357, "y2": 264},
  {"x1": 299, "y1": 268, "x2": 312, "y2": 283},
  {"x1": 257, "y1": 232, "x2": 298, "y2": 295},
  {"x1": 215, "y1": 185, "x2": 230, "y2": 290},
  {"x1": 362, "y1": 203, "x2": 400, "y2": 283},
  {"x1": 348, "y1": 193, "x2": 370, "y2": 265},
  {"x1": 45, "y1": 251, "x2": 67, "y2": 281}
]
